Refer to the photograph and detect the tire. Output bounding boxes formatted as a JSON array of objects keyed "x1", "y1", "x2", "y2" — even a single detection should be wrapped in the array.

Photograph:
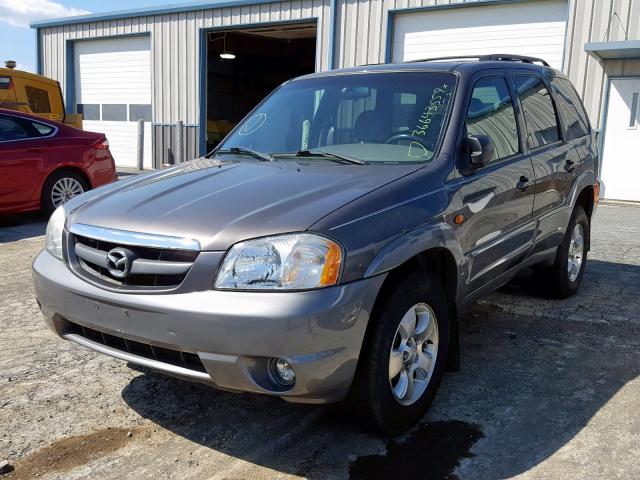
[
  {"x1": 348, "y1": 271, "x2": 450, "y2": 435},
  {"x1": 41, "y1": 170, "x2": 89, "y2": 215},
  {"x1": 534, "y1": 206, "x2": 589, "y2": 299}
]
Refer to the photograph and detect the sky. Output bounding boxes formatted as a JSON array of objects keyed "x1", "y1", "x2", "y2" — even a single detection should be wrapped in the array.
[{"x1": 0, "y1": 0, "x2": 193, "y2": 73}]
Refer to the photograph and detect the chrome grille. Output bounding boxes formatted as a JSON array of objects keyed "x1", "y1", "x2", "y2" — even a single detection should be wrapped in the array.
[{"x1": 67, "y1": 224, "x2": 200, "y2": 290}]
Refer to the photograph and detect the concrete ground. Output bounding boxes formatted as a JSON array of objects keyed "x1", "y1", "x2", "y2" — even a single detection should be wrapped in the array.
[{"x1": 0, "y1": 203, "x2": 638, "y2": 479}]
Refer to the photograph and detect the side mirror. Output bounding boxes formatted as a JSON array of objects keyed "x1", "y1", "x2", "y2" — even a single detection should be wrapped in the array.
[{"x1": 463, "y1": 135, "x2": 495, "y2": 166}]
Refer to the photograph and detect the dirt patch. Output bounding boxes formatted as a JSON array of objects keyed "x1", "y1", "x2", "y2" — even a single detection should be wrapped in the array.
[
  {"x1": 5, "y1": 427, "x2": 145, "y2": 479},
  {"x1": 348, "y1": 421, "x2": 483, "y2": 480}
]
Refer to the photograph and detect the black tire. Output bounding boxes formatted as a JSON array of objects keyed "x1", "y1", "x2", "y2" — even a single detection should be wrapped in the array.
[
  {"x1": 41, "y1": 170, "x2": 89, "y2": 215},
  {"x1": 348, "y1": 272, "x2": 450, "y2": 435},
  {"x1": 534, "y1": 206, "x2": 589, "y2": 299}
]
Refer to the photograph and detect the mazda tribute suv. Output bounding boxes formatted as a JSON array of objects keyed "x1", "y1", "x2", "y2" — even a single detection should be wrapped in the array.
[{"x1": 33, "y1": 54, "x2": 599, "y2": 434}]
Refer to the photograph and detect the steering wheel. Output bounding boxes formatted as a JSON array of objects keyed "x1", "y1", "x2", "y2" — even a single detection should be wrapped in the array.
[{"x1": 384, "y1": 133, "x2": 429, "y2": 146}]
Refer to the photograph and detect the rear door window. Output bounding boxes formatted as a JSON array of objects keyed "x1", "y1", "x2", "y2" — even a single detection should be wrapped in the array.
[
  {"x1": 514, "y1": 75, "x2": 560, "y2": 149},
  {"x1": 550, "y1": 78, "x2": 590, "y2": 139},
  {"x1": 25, "y1": 86, "x2": 52, "y2": 114},
  {"x1": 465, "y1": 77, "x2": 520, "y2": 162},
  {"x1": 0, "y1": 115, "x2": 30, "y2": 141}
]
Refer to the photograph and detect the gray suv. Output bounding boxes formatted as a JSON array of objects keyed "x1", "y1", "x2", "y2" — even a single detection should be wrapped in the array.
[{"x1": 33, "y1": 55, "x2": 598, "y2": 434}]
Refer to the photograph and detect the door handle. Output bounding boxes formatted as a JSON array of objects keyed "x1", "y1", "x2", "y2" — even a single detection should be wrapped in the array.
[
  {"x1": 516, "y1": 176, "x2": 530, "y2": 191},
  {"x1": 564, "y1": 159, "x2": 576, "y2": 172},
  {"x1": 27, "y1": 148, "x2": 44, "y2": 153}
]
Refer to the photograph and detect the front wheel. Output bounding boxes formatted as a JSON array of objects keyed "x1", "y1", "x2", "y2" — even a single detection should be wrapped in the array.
[{"x1": 348, "y1": 272, "x2": 450, "y2": 435}]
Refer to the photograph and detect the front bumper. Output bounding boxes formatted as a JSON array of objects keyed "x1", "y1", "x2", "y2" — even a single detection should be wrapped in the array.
[{"x1": 32, "y1": 250, "x2": 386, "y2": 403}]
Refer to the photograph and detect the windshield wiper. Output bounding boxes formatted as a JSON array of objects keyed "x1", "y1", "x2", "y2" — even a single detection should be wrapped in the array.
[
  {"x1": 216, "y1": 147, "x2": 274, "y2": 162},
  {"x1": 291, "y1": 149, "x2": 367, "y2": 165}
]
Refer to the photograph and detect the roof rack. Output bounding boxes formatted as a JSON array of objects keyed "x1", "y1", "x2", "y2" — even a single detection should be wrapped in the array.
[
  {"x1": 479, "y1": 54, "x2": 550, "y2": 67},
  {"x1": 405, "y1": 55, "x2": 481, "y2": 63},
  {"x1": 406, "y1": 54, "x2": 550, "y2": 67}
]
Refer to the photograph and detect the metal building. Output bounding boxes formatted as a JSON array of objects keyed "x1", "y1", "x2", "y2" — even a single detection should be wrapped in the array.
[{"x1": 32, "y1": 0, "x2": 640, "y2": 201}]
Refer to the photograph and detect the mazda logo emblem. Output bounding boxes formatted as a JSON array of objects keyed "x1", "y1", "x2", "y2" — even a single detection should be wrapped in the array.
[{"x1": 106, "y1": 248, "x2": 133, "y2": 279}]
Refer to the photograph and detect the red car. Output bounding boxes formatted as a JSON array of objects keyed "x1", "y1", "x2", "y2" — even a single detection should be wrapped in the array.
[{"x1": 0, "y1": 109, "x2": 116, "y2": 215}]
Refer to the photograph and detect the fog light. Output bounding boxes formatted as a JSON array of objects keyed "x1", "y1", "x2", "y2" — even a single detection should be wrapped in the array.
[{"x1": 272, "y1": 358, "x2": 295, "y2": 385}]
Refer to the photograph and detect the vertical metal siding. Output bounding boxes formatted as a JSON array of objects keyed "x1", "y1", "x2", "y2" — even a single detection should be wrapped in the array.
[
  {"x1": 336, "y1": 0, "x2": 488, "y2": 69},
  {"x1": 40, "y1": 0, "x2": 640, "y2": 154},
  {"x1": 39, "y1": 0, "x2": 330, "y2": 128},
  {"x1": 332, "y1": 0, "x2": 640, "y2": 128},
  {"x1": 564, "y1": 0, "x2": 640, "y2": 128}
]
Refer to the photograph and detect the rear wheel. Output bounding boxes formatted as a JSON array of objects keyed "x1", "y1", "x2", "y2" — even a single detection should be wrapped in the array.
[
  {"x1": 41, "y1": 170, "x2": 89, "y2": 215},
  {"x1": 348, "y1": 272, "x2": 450, "y2": 435},
  {"x1": 534, "y1": 206, "x2": 589, "y2": 298}
]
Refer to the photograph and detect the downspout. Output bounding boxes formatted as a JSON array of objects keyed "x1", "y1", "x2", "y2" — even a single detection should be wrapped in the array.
[
  {"x1": 35, "y1": 28, "x2": 43, "y2": 75},
  {"x1": 328, "y1": 0, "x2": 337, "y2": 70}
]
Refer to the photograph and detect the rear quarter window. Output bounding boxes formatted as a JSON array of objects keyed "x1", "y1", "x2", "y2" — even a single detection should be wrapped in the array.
[
  {"x1": 550, "y1": 78, "x2": 591, "y2": 140},
  {"x1": 30, "y1": 121, "x2": 55, "y2": 136}
]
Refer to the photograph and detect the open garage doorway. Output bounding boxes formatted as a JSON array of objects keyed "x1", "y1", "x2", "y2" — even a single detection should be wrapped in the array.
[{"x1": 204, "y1": 22, "x2": 317, "y2": 151}]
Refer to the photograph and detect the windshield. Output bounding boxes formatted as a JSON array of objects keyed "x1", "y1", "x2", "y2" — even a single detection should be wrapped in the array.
[{"x1": 216, "y1": 72, "x2": 456, "y2": 164}]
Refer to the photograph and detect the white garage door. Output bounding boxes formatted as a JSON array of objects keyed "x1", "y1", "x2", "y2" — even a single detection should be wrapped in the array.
[
  {"x1": 600, "y1": 78, "x2": 640, "y2": 202},
  {"x1": 74, "y1": 36, "x2": 152, "y2": 169},
  {"x1": 392, "y1": 0, "x2": 568, "y2": 69}
]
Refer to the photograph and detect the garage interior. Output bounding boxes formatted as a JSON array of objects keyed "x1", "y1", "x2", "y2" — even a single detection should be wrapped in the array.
[{"x1": 205, "y1": 22, "x2": 317, "y2": 150}]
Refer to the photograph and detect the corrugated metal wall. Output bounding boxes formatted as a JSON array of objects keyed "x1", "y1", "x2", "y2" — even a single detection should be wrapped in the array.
[
  {"x1": 39, "y1": 0, "x2": 640, "y2": 160},
  {"x1": 563, "y1": 0, "x2": 640, "y2": 127},
  {"x1": 333, "y1": 0, "x2": 570, "y2": 69},
  {"x1": 153, "y1": 124, "x2": 199, "y2": 166},
  {"x1": 38, "y1": 0, "x2": 331, "y2": 164},
  {"x1": 332, "y1": 0, "x2": 640, "y2": 127}
]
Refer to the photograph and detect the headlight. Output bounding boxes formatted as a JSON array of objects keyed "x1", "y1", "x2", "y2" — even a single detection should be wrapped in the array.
[
  {"x1": 45, "y1": 206, "x2": 66, "y2": 260},
  {"x1": 215, "y1": 233, "x2": 342, "y2": 290}
]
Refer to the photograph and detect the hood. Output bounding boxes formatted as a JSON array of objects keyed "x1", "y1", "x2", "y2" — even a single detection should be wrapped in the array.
[{"x1": 67, "y1": 158, "x2": 417, "y2": 250}]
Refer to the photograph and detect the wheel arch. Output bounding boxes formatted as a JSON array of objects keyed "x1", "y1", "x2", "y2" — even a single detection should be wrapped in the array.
[
  {"x1": 371, "y1": 247, "x2": 459, "y2": 311},
  {"x1": 363, "y1": 221, "x2": 465, "y2": 306},
  {"x1": 575, "y1": 185, "x2": 595, "y2": 220},
  {"x1": 40, "y1": 166, "x2": 92, "y2": 209},
  {"x1": 42, "y1": 166, "x2": 92, "y2": 193},
  {"x1": 363, "y1": 236, "x2": 463, "y2": 372},
  {"x1": 569, "y1": 172, "x2": 597, "y2": 251}
]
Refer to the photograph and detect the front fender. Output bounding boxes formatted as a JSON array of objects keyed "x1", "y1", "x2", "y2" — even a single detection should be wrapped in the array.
[{"x1": 363, "y1": 220, "x2": 466, "y2": 300}]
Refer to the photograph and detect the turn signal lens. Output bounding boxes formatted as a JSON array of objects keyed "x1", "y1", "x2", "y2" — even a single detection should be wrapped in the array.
[
  {"x1": 45, "y1": 206, "x2": 66, "y2": 261},
  {"x1": 320, "y1": 241, "x2": 342, "y2": 286}
]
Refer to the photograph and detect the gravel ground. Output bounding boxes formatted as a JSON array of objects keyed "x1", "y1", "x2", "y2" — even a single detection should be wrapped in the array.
[{"x1": 0, "y1": 203, "x2": 639, "y2": 479}]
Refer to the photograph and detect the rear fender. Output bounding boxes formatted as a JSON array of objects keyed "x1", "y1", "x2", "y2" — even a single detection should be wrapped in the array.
[
  {"x1": 568, "y1": 169, "x2": 597, "y2": 211},
  {"x1": 539, "y1": 169, "x2": 597, "y2": 245}
]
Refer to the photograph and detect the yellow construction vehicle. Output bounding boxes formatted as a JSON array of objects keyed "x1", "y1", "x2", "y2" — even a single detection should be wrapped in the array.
[{"x1": 0, "y1": 60, "x2": 82, "y2": 129}]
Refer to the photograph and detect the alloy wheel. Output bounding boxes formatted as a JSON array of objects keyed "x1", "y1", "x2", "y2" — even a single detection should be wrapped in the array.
[
  {"x1": 51, "y1": 177, "x2": 84, "y2": 208},
  {"x1": 567, "y1": 223, "x2": 585, "y2": 282},
  {"x1": 388, "y1": 302, "x2": 439, "y2": 406}
]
